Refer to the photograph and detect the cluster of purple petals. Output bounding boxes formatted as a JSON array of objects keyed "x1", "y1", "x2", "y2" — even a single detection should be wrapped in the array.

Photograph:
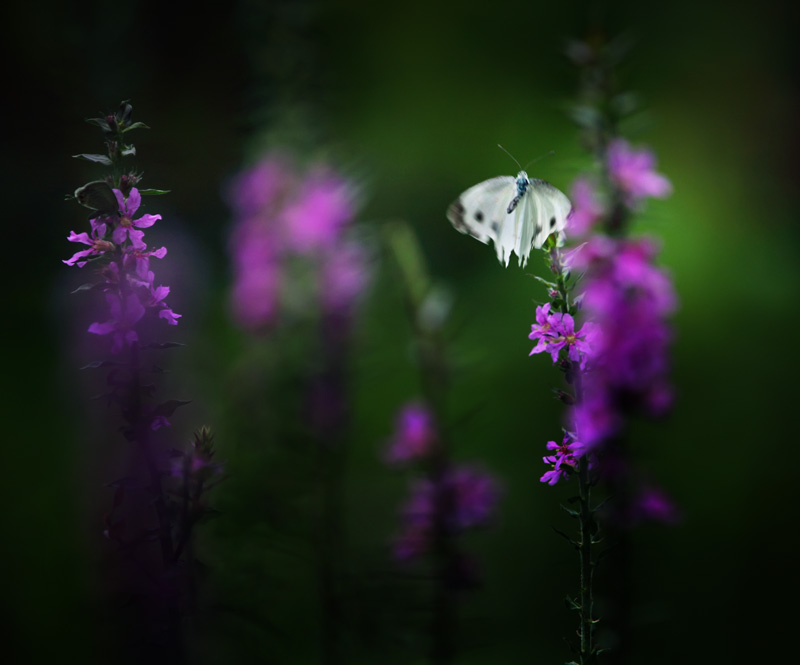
[
  {"x1": 540, "y1": 433, "x2": 589, "y2": 486},
  {"x1": 64, "y1": 188, "x2": 180, "y2": 354},
  {"x1": 384, "y1": 402, "x2": 437, "y2": 464},
  {"x1": 226, "y1": 154, "x2": 369, "y2": 331},
  {"x1": 568, "y1": 235, "x2": 676, "y2": 447},
  {"x1": 528, "y1": 303, "x2": 596, "y2": 371},
  {"x1": 566, "y1": 139, "x2": 672, "y2": 239},
  {"x1": 393, "y1": 466, "x2": 499, "y2": 562}
]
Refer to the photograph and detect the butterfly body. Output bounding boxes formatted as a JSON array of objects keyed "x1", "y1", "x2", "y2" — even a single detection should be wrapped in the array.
[{"x1": 447, "y1": 170, "x2": 571, "y2": 268}]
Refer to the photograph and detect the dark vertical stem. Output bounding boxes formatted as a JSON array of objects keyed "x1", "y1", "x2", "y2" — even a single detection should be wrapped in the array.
[
  {"x1": 603, "y1": 436, "x2": 632, "y2": 665},
  {"x1": 316, "y1": 310, "x2": 350, "y2": 665},
  {"x1": 417, "y1": 324, "x2": 457, "y2": 665},
  {"x1": 577, "y1": 458, "x2": 596, "y2": 665},
  {"x1": 127, "y1": 342, "x2": 185, "y2": 663}
]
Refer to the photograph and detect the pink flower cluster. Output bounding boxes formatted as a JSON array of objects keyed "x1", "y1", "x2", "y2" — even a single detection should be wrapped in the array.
[
  {"x1": 540, "y1": 433, "x2": 590, "y2": 486},
  {"x1": 384, "y1": 402, "x2": 437, "y2": 464},
  {"x1": 568, "y1": 235, "x2": 676, "y2": 447},
  {"x1": 226, "y1": 154, "x2": 369, "y2": 331},
  {"x1": 383, "y1": 402, "x2": 500, "y2": 563},
  {"x1": 64, "y1": 188, "x2": 180, "y2": 354},
  {"x1": 528, "y1": 303, "x2": 596, "y2": 371},
  {"x1": 567, "y1": 139, "x2": 672, "y2": 239},
  {"x1": 393, "y1": 466, "x2": 499, "y2": 562}
]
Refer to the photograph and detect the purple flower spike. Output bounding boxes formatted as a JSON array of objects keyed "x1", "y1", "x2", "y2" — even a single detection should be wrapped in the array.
[{"x1": 607, "y1": 139, "x2": 672, "y2": 205}]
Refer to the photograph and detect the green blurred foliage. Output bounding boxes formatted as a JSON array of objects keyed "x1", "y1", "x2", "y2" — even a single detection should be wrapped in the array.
[{"x1": 2, "y1": 0, "x2": 799, "y2": 663}]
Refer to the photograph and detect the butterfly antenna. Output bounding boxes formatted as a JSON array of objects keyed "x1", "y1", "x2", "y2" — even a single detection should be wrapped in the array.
[
  {"x1": 522, "y1": 150, "x2": 555, "y2": 171},
  {"x1": 497, "y1": 144, "x2": 523, "y2": 171}
]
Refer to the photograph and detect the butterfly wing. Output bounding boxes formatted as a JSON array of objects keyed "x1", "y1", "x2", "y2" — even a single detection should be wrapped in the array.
[
  {"x1": 516, "y1": 179, "x2": 572, "y2": 266},
  {"x1": 447, "y1": 176, "x2": 518, "y2": 266}
]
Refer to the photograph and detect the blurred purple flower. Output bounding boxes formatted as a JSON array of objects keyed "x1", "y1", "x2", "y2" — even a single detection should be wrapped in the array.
[
  {"x1": 88, "y1": 292, "x2": 146, "y2": 354},
  {"x1": 226, "y1": 154, "x2": 366, "y2": 331},
  {"x1": 226, "y1": 154, "x2": 295, "y2": 219},
  {"x1": 607, "y1": 139, "x2": 672, "y2": 205},
  {"x1": 384, "y1": 402, "x2": 437, "y2": 464},
  {"x1": 567, "y1": 177, "x2": 604, "y2": 237},
  {"x1": 393, "y1": 466, "x2": 499, "y2": 562},
  {"x1": 320, "y1": 240, "x2": 370, "y2": 314},
  {"x1": 631, "y1": 485, "x2": 681, "y2": 525},
  {"x1": 281, "y1": 171, "x2": 356, "y2": 254}
]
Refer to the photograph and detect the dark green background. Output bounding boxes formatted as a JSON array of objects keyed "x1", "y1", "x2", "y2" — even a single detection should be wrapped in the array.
[{"x1": 3, "y1": 0, "x2": 799, "y2": 663}]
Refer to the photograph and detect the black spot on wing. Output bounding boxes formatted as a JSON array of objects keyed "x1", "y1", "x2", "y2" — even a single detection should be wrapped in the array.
[
  {"x1": 490, "y1": 221, "x2": 500, "y2": 234},
  {"x1": 549, "y1": 216, "x2": 556, "y2": 229},
  {"x1": 474, "y1": 210, "x2": 484, "y2": 222},
  {"x1": 447, "y1": 201, "x2": 467, "y2": 233},
  {"x1": 534, "y1": 223, "x2": 542, "y2": 238}
]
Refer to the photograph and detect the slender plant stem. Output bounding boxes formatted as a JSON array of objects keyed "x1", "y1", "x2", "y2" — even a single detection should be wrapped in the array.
[{"x1": 577, "y1": 458, "x2": 596, "y2": 664}]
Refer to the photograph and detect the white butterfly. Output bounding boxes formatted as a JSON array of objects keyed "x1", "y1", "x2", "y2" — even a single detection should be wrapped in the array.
[{"x1": 447, "y1": 170, "x2": 572, "y2": 268}]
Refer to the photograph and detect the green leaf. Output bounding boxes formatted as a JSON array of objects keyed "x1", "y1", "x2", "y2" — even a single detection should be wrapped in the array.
[
  {"x1": 71, "y1": 282, "x2": 98, "y2": 294},
  {"x1": 73, "y1": 153, "x2": 113, "y2": 165},
  {"x1": 121, "y1": 145, "x2": 136, "y2": 157},
  {"x1": 533, "y1": 275, "x2": 557, "y2": 289},
  {"x1": 559, "y1": 503, "x2": 580, "y2": 518},
  {"x1": 138, "y1": 188, "x2": 171, "y2": 196},
  {"x1": 122, "y1": 122, "x2": 150, "y2": 132},
  {"x1": 85, "y1": 117, "x2": 111, "y2": 132}
]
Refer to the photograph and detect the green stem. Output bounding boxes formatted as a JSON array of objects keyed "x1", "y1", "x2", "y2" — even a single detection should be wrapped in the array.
[{"x1": 577, "y1": 457, "x2": 596, "y2": 664}]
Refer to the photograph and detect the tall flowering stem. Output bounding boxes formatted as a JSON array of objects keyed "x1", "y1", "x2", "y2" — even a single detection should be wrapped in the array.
[
  {"x1": 385, "y1": 222, "x2": 499, "y2": 664},
  {"x1": 226, "y1": 153, "x2": 370, "y2": 664},
  {"x1": 64, "y1": 102, "x2": 219, "y2": 661},
  {"x1": 529, "y1": 34, "x2": 676, "y2": 664},
  {"x1": 532, "y1": 236, "x2": 600, "y2": 664}
]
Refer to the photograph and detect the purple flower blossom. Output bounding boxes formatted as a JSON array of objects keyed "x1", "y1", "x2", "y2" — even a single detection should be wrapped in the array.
[
  {"x1": 529, "y1": 307, "x2": 595, "y2": 370},
  {"x1": 111, "y1": 188, "x2": 161, "y2": 250},
  {"x1": 319, "y1": 240, "x2": 370, "y2": 314},
  {"x1": 393, "y1": 466, "x2": 499, "y2": 562},
  {"x1": 63, "y1": 221, "x2": 113, "y2": 267},
  {"x1": 384, "y1": 402, "x2": 437, "y2": 464},
  {"x1": 528, "y1": 303, "x2": 557, "y2": 354},
  {"x1": 546, "y1": 314, "x2": 596, "y2": 370},
  {"x1": 540, "y1": 433, "x2": 587, "y2": 485},
  {"x1": 631, "y1": 485, "x2": 681, "y2": 525},
  {"x1": 227, "y1": 154, "x2": 296, "y2": 218},
  {"x1": 227, "y1": 153, "x2": 366, "y2": 331},
  {"x1": 229, "y1": 219, "x2": 282, "y2": 330},
  {"x1": 88, "y1": 292, "x2": 146, "y2": 354},
  {"x1": 570, "y1": 235, "x2": 676, "y2": 422},
  {"x1": 567, "y1": 177, "x2": 604, "y2": 237},
  {"x1": 607, "y1": 139, "x2": 672, "y2": 205},
  {"x1": 281, "y1": 171, "x2": 355, "y2": 254}
]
